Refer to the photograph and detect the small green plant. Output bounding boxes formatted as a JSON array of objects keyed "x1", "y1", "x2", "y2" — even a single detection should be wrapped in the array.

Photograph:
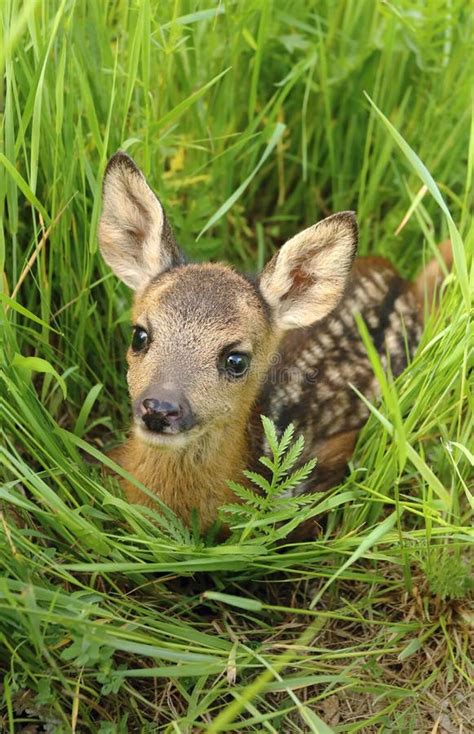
[
  {"x1": 222, "y1": 416, "x2": 318, "y2": 543},
  {"x1": 419, "y1": 547, "x2": 473, "y2": 601}
]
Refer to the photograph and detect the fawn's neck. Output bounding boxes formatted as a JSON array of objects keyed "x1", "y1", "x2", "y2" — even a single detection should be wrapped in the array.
[{"x1": 118, "y1": 414, "x2": 254, "y2": 531}]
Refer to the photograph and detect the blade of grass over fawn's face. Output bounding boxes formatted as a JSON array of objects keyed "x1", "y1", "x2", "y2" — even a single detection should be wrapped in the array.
[{"x1": 0, "y1": 1, "x2": 472, "y2": 731}]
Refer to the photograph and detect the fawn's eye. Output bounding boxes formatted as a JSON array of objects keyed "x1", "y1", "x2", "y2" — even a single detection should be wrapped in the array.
[
  {"x1": 223, "y1": 352, "x2": 250, "y2": 378},
  {"x1": 131, "y1": 326, "x2": 149, "y2": 352}
]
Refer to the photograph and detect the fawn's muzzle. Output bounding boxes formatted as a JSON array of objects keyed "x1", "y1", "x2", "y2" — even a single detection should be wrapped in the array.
[{"x1": 137, "y1": 390, "x2": 196, "y2": 434}]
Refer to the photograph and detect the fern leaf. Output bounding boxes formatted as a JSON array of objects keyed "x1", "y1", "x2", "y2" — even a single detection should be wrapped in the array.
[
  {"x1": 258, "y1": 456, "x2": 275, "y2": 473},
  {"x1": 277, "y1": 422, "x2": 294, "y2": 455},
  {"x1": 242, "y1": 470, "x2": 272, "y2": 494},
  {"x1": 261, "y1": 415, "x2": 279, "y2": 458},
  {"x1": 219, "y1": 503, "x2": 249, "y2": 516},
  {"x1": 277, "y1": 459, "x2": 317, "y2": 494},
  {"x1": 278, "y1": 434, "x2": 305, "y2": 475},
  {"x1": 226, "y1": 480, "x2": 261, "y2": 505}
]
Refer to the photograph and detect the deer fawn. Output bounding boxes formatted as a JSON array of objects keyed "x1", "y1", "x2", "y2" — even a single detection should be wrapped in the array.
[{"x1": 98, "y1": 151, "x2": 451, "y2": 536}]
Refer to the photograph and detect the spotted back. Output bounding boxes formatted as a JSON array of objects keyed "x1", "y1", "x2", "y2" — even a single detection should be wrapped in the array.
[{"x1": 256, "y1": 256, "x2": 422, "y2": 494}]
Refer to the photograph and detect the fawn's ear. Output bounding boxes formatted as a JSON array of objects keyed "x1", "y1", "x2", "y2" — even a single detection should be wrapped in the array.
[
  {"x1": 259, "y1": 212, "x2": 358, "y2": 330},
  {"x1": 98, "y1": 151, "x2": 184, "y2": 290}
]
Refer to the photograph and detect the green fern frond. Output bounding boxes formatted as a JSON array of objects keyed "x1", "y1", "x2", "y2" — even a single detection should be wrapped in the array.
[
  {"x1": 278, "y1": 434, "x2": 306, "y2": 476},
  {"x1": 223, "y1": 417, "x2": 318, "y2": 542},
  {"x1": 242, "y1": 470, "x2": 272, "y2": 494},
  {"x1": 277, "y1": 423, "x2": 295, "y2": 455}
]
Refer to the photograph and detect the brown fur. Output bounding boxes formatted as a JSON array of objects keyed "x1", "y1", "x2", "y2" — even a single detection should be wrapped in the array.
[
  {"x1": 98, "y1": 151, "x2": 451, "y2": 538},
  {"x1": 113, "y1": 429, "x2": 246, "y2": 531},
  {"x1": 414, "y1": 240, "x2": 453, "y2": 318}
]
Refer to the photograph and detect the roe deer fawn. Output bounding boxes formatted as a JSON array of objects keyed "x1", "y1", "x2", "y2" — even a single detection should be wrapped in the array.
[{"x1": 98, "y1": 151, "x2": 451, "y2": 536}]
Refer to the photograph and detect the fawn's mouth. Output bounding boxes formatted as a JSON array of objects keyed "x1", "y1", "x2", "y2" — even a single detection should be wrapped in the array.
[{"x1": 133, "y1": 419, "x2": 203, "y2": 449}]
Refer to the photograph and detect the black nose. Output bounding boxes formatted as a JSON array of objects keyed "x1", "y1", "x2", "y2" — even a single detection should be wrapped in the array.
[
  {"x1": 138, "y1": 393, "x2": 195, "y2": 434},
  {"x1": 143, "y1": 398, "x2": 181, "y2": 418}
]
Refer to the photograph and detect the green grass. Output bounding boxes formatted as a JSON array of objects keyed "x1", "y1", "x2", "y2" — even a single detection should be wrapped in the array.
[{"x1": 1, "y1": 1, "x2": 473, "y2": 731}]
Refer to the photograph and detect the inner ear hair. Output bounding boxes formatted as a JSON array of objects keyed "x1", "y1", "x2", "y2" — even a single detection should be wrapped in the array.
[
  {"x1": 259, "y1": 211, "x2": 358, "y2": 330},
  {"x1": 98, "y1": 151, "x2": 184, "y2": 290}
]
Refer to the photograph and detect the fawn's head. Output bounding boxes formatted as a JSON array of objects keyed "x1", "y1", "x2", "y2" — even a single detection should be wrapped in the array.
[{"x1": 98, "y1": 152, "x2": 358, "y2": 450}]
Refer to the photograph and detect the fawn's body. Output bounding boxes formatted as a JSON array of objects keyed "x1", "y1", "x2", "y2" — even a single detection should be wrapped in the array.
[{"x1": 99, "y1": 152, "x2": 449, "y2": 535}]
